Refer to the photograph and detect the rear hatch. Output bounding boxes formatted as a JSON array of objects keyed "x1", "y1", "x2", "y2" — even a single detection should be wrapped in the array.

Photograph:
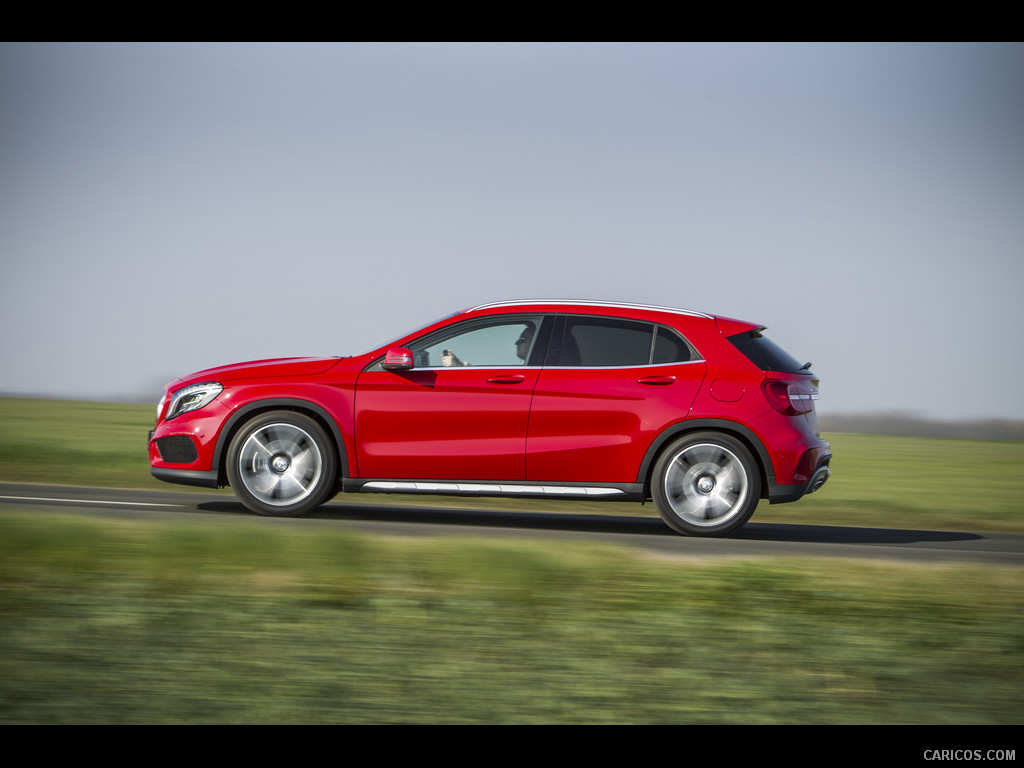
[{"x1": 727, "y1": 327, "x2": 820, "y2": 433}]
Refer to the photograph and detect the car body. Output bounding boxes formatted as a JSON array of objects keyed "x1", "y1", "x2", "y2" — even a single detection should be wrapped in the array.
[{"x1": 149, "y1": 299, "x2": 831, "y2": 536}]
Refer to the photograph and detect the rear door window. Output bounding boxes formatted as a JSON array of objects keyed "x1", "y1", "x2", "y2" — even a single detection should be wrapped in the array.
[{"x1": 552, "y1": 317, "x2": 696, "y2": 367}]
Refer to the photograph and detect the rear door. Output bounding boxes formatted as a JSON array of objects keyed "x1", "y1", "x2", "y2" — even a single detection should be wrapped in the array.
[{"x1": 526, "y1": 315, "x2": 706, "y2": 483}]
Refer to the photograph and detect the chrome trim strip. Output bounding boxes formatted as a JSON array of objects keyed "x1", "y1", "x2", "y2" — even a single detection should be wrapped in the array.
[
  {"x1": 468, "y1": 299, "x2": 713, "y2": 319},
  {"x1": 406, "y1": 360, "x2": 705, "y2": 371},
  {"x1": 362, "y1": 481, "x2": 627, "y2": 497},
  {"x1": 398, "y1": 365, "x2": 543, "y2": 371},
  {"x1": 541, "y1": 359, "x2": 705, "y2": 370}
]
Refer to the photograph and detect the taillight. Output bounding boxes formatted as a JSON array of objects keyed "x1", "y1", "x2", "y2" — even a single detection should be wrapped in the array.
[{"x1": 762, "y1": 379, "x2": 816, "y2": 415}]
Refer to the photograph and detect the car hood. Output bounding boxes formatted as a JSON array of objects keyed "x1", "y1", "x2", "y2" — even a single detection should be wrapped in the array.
[{"x1": 168, "y1": 357, "x2": 342, "y2": 390}]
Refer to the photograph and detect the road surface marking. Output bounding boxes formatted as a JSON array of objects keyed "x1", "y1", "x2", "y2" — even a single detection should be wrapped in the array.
[{"x1": 0, "y1": 495, "x2": 185, "y2": 508}]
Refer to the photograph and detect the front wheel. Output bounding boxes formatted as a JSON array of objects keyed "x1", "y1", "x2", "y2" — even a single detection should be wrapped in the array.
[
  {"x1": 226, "y1": 411, "x2": 338, "y2": 517},
  {"x1": 651, "y1": 432, "x2": 761, "y2": 536}
]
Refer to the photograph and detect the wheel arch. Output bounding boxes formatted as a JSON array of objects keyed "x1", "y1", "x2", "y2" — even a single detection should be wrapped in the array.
[
  {"x1": 638, "y1": 418, "x2": 775, "y2": 499},
  {"x1": 212, "y1": 398, "x2": 349, "y2": 487}
]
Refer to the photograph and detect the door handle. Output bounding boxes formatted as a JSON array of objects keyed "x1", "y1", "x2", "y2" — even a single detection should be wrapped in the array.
[
  {"x1": 638, "y1": 375, "x2": 676, "y2": 385},
  {"x1": 487, "y1": 374, "x2": 526, "y2": 384}
]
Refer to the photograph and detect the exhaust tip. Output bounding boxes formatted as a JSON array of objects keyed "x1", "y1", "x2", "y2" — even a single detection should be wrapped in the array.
[{"x1": 807, "y1": 466, "x2": 831, "y2": 494}]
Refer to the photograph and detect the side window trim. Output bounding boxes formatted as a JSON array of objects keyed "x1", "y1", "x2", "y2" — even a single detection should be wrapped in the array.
[
  {"x1": 528, "y1": 315, "x2": 555, "y2": 367},
  {"x1": 544, "y1": 315, "x2": 567, "y2": 367}
]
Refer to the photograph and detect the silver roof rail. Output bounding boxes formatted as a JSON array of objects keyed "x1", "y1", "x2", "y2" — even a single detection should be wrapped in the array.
[{"x1": 467, "y1": 299, "x2": 713, "y2": 319}]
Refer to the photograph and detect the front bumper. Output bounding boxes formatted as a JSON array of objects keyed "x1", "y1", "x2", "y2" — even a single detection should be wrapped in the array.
[
  {"x1": 148, "y1": 404, "x2": 228, "y2": 488},
  {"x1": 151, "y1": 465, "x2": 221, "y2": 488}
]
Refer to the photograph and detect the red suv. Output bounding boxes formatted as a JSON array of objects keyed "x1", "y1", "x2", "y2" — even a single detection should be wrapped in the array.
[{"x1": 149, "y1": 300, "x2": 831, "y2": 536}]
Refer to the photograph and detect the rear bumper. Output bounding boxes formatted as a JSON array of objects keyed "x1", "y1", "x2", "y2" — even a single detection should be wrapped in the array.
[{"x1": 768, "y1": 452, "x2": 832, "y2": 504}]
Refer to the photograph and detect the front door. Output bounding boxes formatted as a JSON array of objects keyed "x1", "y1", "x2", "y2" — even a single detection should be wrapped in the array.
[{"x1": 354, "y1": 315, "x2": 546, "y2": 480}]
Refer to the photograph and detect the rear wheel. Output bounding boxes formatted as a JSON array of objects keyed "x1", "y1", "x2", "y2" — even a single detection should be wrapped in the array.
[
  {"x1": 652, "y1": 432, "x2": 760, "y2": 536},
  {"x1": 226, "y1": 411, "x2": 338, "y2": 517}
]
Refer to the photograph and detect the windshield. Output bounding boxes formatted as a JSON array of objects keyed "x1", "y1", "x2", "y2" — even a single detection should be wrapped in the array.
[{"x1": 363, "y1": 310, "x2": 466, "y2": 355}]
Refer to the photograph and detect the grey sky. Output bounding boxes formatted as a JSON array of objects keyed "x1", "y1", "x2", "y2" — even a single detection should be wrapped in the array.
[{"x1": 1, "y1": 43, "x2": 1021, "y2": 420}]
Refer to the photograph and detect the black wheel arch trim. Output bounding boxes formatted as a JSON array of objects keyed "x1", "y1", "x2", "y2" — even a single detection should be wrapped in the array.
[
  {"x1": 212, "y1": 398, "x2": 350, "y2": 486},
  {"x1": 638, "y1": 418, "x2": 779, "y2": 499}
]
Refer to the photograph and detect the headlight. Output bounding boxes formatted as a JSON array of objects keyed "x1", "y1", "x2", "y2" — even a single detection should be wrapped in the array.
[{"x1": 164, "y1": 382, "x2": 223, "y2": 420}]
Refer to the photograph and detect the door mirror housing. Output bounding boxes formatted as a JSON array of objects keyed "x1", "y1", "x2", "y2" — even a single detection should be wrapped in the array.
[{"x1": 382, "y1": 347, "x2": 415, "y2": 371}]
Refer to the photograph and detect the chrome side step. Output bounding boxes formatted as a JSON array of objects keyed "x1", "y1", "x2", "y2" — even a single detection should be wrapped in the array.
[{"x1": 360, "y1": 481, "x2": 628, "y2": 497}]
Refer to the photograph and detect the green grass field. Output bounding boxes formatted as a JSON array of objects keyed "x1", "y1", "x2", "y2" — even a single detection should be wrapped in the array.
[{"x1": 1, "y1": 398, "x2": 1021, "y2": 723}]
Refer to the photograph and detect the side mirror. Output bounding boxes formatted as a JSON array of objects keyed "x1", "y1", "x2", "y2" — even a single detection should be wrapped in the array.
[{"x1": 382, "y1": 347, "x2": 414, "y2": 371}]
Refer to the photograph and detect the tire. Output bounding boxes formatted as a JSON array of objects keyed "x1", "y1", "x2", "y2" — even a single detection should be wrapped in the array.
[
  {"x1": 651, "y1": 432, "x2": 761, "y2": 536},
  {"x1": 226, "y1": 411, "x2": 338, "y2": 517}
]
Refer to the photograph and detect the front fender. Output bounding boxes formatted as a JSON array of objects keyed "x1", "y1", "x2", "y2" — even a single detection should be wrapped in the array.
[{"x1": 212, "y1": 398, "x2": 351, "y2": 486}]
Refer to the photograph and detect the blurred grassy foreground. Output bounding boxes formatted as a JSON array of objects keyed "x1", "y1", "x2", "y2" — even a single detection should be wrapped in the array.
[
  {"x1": 0, "y1": 398, "x2": 1022, "y2": 723},
  {"x1": 1, "y1": 511, "x2": 1021, "y2": 724}
]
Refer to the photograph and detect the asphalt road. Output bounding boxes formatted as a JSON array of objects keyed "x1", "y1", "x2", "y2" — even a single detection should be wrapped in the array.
[{"x1": 1, "y1": 482, "x2": 1022, "y2": 566}]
